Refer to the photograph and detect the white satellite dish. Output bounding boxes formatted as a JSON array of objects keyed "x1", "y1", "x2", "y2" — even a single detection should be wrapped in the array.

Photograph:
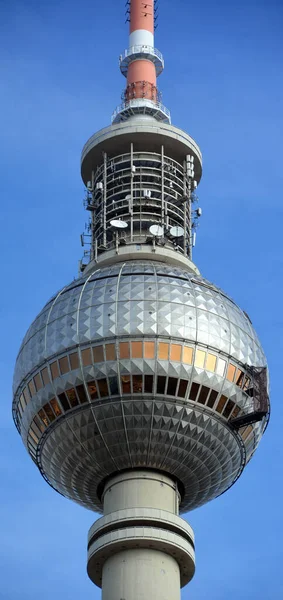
[
  {"x1": 170, "y1": 226, "x2": 184, "y2": 238},
  {"x1": 110, "y1": 219, "x2": 128, "y2": 229},
  {"x1": 149, "y1": 224, "x2": 164, "y2": 237}
]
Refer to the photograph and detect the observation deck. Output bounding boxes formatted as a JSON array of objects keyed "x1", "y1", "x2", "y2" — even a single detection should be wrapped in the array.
[{"x1": 119, "y1": 45, "x2": 164, "y2": 77}]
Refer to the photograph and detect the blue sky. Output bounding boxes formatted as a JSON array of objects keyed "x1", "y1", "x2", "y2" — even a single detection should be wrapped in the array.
[{"x1": 1, "y1": 0, "x2": 282, "y2": 598}]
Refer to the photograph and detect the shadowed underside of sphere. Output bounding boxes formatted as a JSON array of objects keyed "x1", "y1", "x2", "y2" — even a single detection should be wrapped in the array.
[{"x1": 13, "y1": 262, "x2": 269, "y2": 513}]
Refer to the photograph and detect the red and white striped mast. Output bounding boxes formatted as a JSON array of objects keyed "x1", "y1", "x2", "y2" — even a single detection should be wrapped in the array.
[{"x1": 113, "y1": 0, "x2": 170, "y2": 123}]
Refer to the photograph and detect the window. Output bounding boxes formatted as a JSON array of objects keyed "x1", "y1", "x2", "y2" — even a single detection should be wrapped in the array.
[
  {"x1": 231, "y1": 405, "x2": 241, "y2": 418},
  {"x1": 177, "y1": 379, "x2": 188, "y2": 398},
  {"x1": 93, "y1": 346, "x2": 104, "y2": 363},
  {"x1": 98, "y1": 379, "x2": 109, "y2": 397},
  {"x1": 34, "y1": 373, "x2": 43, "y2": 392},
  {"x1": 109, "y1": 377, "x2": 119, "y2": 395},
  {"x1": 34, "y1": 415, "x2": 45, "y2": 433},
  {"x1": 183, "y1": 346, "x2": 193, "y2": 364},
  {"x1": 170, "y1": 344, "x2": 182, "y2": 362},
  {"x1": 157, "y1": 376, "x2": 166, "y2": 394},
  {"x1": 50, "y1": 398, "x2": 62, "y2": 416},
  {"x1": 207, "y1": 389, "x2": 218, "y2": 409},
  {"x1": 243, "y1": 376, "x2": 251, "y2": 391},
  {"x1": 198, "y1": 386, "x2": 210, "y2": 405},
  {"x1": 144, "y1": 341, "x2": 155, "y2": 359},
  {"x1": 133, "y1": 375, "x2": 143, "y2": 393},
  {"x1": 121, "y1": 375, "x2": 131, "y2": 394},
  {"x1": 120, "y1": 342, "x2": 130, "y2": 359},
  {"x1": 132, "y1": 342, "x2": 143, "y2": 358},
  {"x1": 215, "y1": 395, "x2": 228, "y2": 414},
  {"x1": 87, "y1": 381, "x2": 98, "y2": 400},
  {"x1": 189, "y1": 383, "x2": 200, "y2": 401},
  {"x1": 223, "y1": 400, "x2": 235, "y2": 419},
  {"x1": 65, "y1": 388, "x2": 79, "y2": 407},
  {"x1": 29, "y1": 429, "x2": 39, "y2": 445},
  {"x1": 206, "y1": 353, "x2": 217, "y2": 372},
  {"x1": 19, "y1": 394, "x2": 26, "y2": 410},
  {"x1": 50, "y1": 361, "x2": 59, "y2": 380},
  {"x1": 105, "y1": 344, "x2": 116, "y2": 361},
  {"x1": 167, "y1": 377, "x2": 178, "y2": 396},
  {"x1": 158, "y1": 343, "x2": 169, "y2": 360},
  {"x1": 227, "y1": 364, "x2": 236, "y2": 383},
  {"x1": 43, "y1": 403, "x2": 56, "y2": 422},
  {"x1": 235, "y1": 369, "x2": 244, "y2": 388},
  {"x1": 144, "y1": 375, "x2": 153, "y2": 393},
  {"x1": 216, "y1": 358, "x2": 226, "y2": 377},
  {"x1": 69, "y1": 351, "x2": 79, "y2": 370},
  {"x1": 81, "y1": 348, "x2": 92, "y2": 366},
  {"x1": 58, "y1": 392, "x2": 70, "y2": 412},
  {"x1": 38, "y1": 408, "x2": 49, "y2": 427},
  {"x1": 195, "y1": 349, "x2": 206, "y2": 368},
  {"x1": 41, "y1": 367, "x2": 50, "y2": 386},
  {"x1": 23, "y1": 387, "x2": 30, "y2": 404},
  {"x1": 241, "y1": 425, "x2": 253, "y2": 441},
  {"x1": 28, "y1": 379, "x2": 36, "y2": 397},
  {"x1": 59, "y1": 356, "x2": 70, "y2": 375},
  {"x1": 76, "y1": 384, "x2": 88, "y2": 404}
]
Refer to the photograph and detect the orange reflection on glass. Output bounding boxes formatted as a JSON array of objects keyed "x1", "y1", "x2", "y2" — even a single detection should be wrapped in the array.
[
  {"x1": 93, "y1": 346, "x2": 104, "y2": 363},
  {"x1": 158, "y1": 343, "x2": 169, "y2": 360},
  {"x1": 235, "y1": 369, "x2": 244, "y2": 388},
  {"x1": 105, "y1": 344, "x2": 116, "y2": 361},
  {"x1": 65, "y1": 388, "x2": 79, "y2": 407},
  {"x1": 43, "y1": 403, "x2": 56, "y2": 422},
  {"x1": 215, "y1": 395, "x2": 228, "y2": 414},
  {"x1": 38, "y1": 409, "x2": 49, "y2": 427},
  {"x1": 131, "y1": 342, "x2": 143, "y2": 358},
  {"x1": 59, "y1": 356, "x2": 69, "y2": 374},
  {"x1": 183, "y1": 346, "x2": 193, "y2": 364},
  {"x1": 50, "y1": 361, "x2": 59, "y2": 380},
  {"x1": 195, "y1": 349, "x2": 205, "y2": 368},
  {"x1": 81, "y1": 348, "x2": 92, "y2": 366},
  {"x1": 69, "y1": 351, "x2": 79, "y2": 370},
  {"x1": 41, "y1": 367, "x2": 50, "y2": 385},
  {"x1": 87, "y1": 381, "x2": 98, "y2": 400},
  {"x1": 227, "y1": 364, "x2": 236, "y2": 382},
  {"x1": 206, "y1": 353, "x2": 217, "y2": 372},
  {"x1": 28, "y1": 379, "x2": 36, "y2": 398},
  {"x1": 50, "y1": 398, "x2": 62, "y2": 416},
  {"x1": 120, "y1": 342, "x2": 130, "y2": 359},
  {"x1": 170, "y1": 344, "x2": 182, "y2": 362},
  {"x1": 34, "y1": 373, "x2": 43, "y2": 392},
  {"x1": 144, "y1": 341, "x2": 155, "y2": 359}
]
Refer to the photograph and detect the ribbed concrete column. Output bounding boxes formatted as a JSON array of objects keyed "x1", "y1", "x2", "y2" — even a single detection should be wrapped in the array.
[{"x1": 87, "y1": 471, "x2": 195, "y2": 600}]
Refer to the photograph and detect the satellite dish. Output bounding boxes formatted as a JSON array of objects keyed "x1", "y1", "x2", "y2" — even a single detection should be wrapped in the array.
[
  {"x1": 110, "y1": 219, "x2": 128, "y2": 229},
  {"x1": 149, "y1": 224, "x2": 164, "y2": 237},
  {"x1": 170, "y1": 226, "x2": 184, "y2": 238}
]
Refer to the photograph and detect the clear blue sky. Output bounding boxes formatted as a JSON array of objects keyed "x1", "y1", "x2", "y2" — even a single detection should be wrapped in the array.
[{"x1": 1, "y1": 0, "x2": 282, "y2": 598}]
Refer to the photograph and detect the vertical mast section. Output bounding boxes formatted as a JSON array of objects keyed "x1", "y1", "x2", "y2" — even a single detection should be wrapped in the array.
[{"x1": 112, "y1": 0, "x2": 170, "y2": 123}]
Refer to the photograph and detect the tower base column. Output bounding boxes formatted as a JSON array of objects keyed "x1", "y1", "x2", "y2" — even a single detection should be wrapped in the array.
[{"x1": 87, "y1": 471, "x2": 195, "y2": 599}]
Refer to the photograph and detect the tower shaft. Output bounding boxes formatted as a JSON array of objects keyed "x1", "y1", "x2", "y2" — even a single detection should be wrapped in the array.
[{"x1": 87, "y1": 471, "x2": 195, "y2": 600}]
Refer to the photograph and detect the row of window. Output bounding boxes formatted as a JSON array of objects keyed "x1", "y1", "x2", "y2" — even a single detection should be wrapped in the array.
[
  {"x1": 27, "y1": 374, "x2": 250, "y2": 461},
  {"x1": 17, "y1": 341, "x2": 251, "y2": 422}
]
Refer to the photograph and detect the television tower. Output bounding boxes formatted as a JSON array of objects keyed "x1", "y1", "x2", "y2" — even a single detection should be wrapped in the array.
[{"x1": 13, "y1": 1, "x2": 270, "y2": 599}]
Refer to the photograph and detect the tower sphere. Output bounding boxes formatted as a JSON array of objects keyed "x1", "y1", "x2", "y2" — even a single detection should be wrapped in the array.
[
  {"x1": 13, "y1": 1, "x2": 270, "y2": 596},
  {"x1": 13, "y1": 260, "x2": 268, "y2": 513}
]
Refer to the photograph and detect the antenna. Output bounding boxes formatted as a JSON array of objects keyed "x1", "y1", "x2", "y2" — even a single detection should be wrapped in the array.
[
  {"x1": 149, "y1": 224, "x2": 164, "y2": 237},
  {"x1": 169, "y1": 226, "x2": 184, "y2": 238},
  {"x1": 110, "y1": 219, "x2": 128, "y2": 229}
]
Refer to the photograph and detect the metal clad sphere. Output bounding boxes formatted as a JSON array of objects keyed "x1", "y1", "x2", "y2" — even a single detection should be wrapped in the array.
[{"x1": 13, "y1": 262, "x2": 269, "y2": 513}]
